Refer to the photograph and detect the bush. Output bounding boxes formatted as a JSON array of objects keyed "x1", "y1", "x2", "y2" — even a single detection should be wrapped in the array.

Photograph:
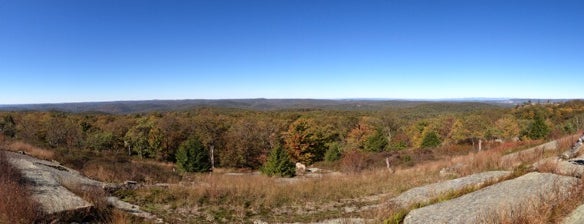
[
  {"x1": 324, "y1": 142, "x2": 342, "y2": 162},
  {"x1": 176, "y1": 137, "x2": 211, "y2": 173},
  {"x1": 364, "y1": 129, "x2": 388, "y2": 152},
  {"x1": 86, "y1": 131, "x2": 114, "y2": 151},
  {"x1": 421, "y1": 131, "x2": 441, "y2": 149},
  {"x1": 526, "y1": 115, "x2": 550, "y2": 140},
  {"x1": 261, "y1": 145, "x2": 295, "y2": 177}
]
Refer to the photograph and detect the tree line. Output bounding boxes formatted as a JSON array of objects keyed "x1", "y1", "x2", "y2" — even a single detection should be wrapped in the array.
[{"x1": 1, "y1": 101, "x2": 583, "y2": 172}]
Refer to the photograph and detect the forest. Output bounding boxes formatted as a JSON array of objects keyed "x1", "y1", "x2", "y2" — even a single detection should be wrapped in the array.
[{"x1": 1, "y1": 100, "x2": 584, "y2": 174}]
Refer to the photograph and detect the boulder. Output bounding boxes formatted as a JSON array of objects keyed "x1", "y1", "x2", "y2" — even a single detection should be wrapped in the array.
[
  {"x1": 390, "y1": 171, "x2": 511, "y2": 208},
  {"x1": 404, "y1": 172, "x2": 579, "y2": 224}
]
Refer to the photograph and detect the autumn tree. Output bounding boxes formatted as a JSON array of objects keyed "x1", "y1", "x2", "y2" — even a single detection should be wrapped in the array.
[
  {"x1": 192, "y1": 112, "x2": 230, "y2": 168},
  {"x1": 0, "y1": 114, "x2": 16, "y2": 138},
  {"x1": 494, "y1": 114, "x2": 520, "y2": 140},
  {"x1": 124, "y1": 116, "x2": 159, "y2": 158},
  {"x1": 154, "y1": 114, "x2": 187, "y2": 161},
  {"x1": 86, "y1": 131, "x2": 114, "y2": 151},
  {"x1": 221, "y1": 118, "x2": 275, "y2": 168},
  {"x1": 45, "y1": 115, "x2": 82, "y2": 148},
  {"x1": 284, "y1": 118, "x2": 331, "y2": 165},
  {"x1": 449, "y1": 115, "x2": 489, "y2": 149},
  {"x1": 346, "y1": 117, "x2": 388, "y2": 152}
]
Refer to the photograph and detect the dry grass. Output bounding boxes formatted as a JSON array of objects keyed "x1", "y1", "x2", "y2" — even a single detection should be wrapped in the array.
[
  {"x1": 4, "y1": 134, "x2": 583, "y2": 223},
  {"x1": 50, "y1": 148, "x2": 180, "y2": 184},
  {"x1": 0, "y1": 151, "x2": 42, "y2": 223},
  {"x1": 81, "y1": 157, "x2": 180, "y2": 184},
  {"x1": 119, "y1": 138, "x2": 579, "y2": 223},
  {"x1": 122, "y1": 168, "x2": 443, "y2": 222},
  {"x1": 3, "y1": 141, "x2": 55, "y2": 160},
  {"x1": 59, "y1": 176, "x2": 141, "y2": 223},
  {"x1": 477, "y1": 177, "x2": 584, "y2": 224}
]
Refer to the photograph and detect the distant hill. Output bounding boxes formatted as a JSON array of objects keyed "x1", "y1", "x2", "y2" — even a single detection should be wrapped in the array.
[{"x1": 0, "y1": 98, "x2": 576, "y2": 114}]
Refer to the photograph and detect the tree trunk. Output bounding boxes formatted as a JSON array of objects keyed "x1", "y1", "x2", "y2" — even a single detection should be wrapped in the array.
[{"x1": 210, "y1": 145, "x2": 215, "y2": 170}]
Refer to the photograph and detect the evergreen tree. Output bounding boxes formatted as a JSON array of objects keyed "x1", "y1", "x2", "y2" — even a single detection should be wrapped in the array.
[
  {"x1": 261, "y1": 144, "x2": 295, "y2": 177},
  {"x1": 324, "y1": 142, "x2": 342, "y2": 162},
  {"x1": 526, "y1": 114, "x2": 550, "y2": 140},
  {"x1": 176, "y1": 137, "x2": 211, "y2": 172},
  {"x1": 421, "y1": 131, "x2": 441, "y2": 149}
]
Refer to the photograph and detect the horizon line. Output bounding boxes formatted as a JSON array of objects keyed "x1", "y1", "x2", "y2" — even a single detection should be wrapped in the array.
[{"x1": 1, "y1": 97, "x2": 583, "y2": 106}]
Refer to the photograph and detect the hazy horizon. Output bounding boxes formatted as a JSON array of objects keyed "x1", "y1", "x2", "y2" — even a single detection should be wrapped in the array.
[
  {"x1": 1, "y1": 1, "x2": 582, "y2": 104},
  {"x1": 2, "y1": 97, "x2": 582, "y2": 106}
]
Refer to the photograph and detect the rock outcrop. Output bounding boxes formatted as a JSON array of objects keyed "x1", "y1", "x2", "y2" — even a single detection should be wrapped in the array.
[
  {"x1": 564, "y1": 203, "x2": 584, "y2": 224},
  {"x1": 561, "y1": 135, "x2": 584, "y2": 159},
  {"x1": 4, "y1": 151, "x2": 158, "y2": 222},
  {"x1": 404, "y1": 172, "x2": 578, "y2": 224},
  {"x1": 534, "y1": 157, "x2": 584, "y2": 178},
  {"x1": 5, "y1": 151, "x2": 99, "y2": 215},
  {"x1": 389, "y1": 171, "x2": 511, "y2": 208}
]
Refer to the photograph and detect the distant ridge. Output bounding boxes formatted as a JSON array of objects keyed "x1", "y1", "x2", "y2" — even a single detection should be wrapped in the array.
[{"x1": 0, "y1": 98, "x2": 578, "y2": 114}]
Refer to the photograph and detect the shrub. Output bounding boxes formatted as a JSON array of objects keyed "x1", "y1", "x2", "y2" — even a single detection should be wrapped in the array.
[
  {"x1": 176, "y1": 137, "x2": 211, "y2": 172},
  {"x1": 421, "y1": 131, "x2": 441, "y2": 149},
  {"x1": 261, "y1": 145, "x2": 295, "y2": 177},
  {"x1": 324, "y1": 142, "x2": 342, "y2": 162},
  {"x1": 86, "y1": 131, "x2": 114, "y2": 151},
  {"x1": 364, "y1": 129, "x2": 389, "y2": 152},
  {"x1": 525, "y1": 114, "x2": 550, "y2": 140}
]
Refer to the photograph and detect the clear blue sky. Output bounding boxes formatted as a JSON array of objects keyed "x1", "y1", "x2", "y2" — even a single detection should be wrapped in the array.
[{"x1": 0, "y1": 0, "x2": 583, "y2": 104}]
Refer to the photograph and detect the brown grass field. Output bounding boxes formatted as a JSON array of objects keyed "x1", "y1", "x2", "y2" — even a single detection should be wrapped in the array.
[{"x1": 1, "y1": 133, "x2": 583, "y2": 223}]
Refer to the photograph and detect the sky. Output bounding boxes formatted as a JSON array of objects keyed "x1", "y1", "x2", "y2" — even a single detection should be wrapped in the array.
[{"x1": 0, "y1": 0, "x2": 583, "y2": 104}]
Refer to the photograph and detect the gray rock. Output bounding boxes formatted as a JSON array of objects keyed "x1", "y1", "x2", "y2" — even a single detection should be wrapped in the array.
[
  {"x1": 564, "y1": 203, "x2": 584, "y2": 224},
  {"x1": 4, "y1": 151, "x2": 161, "y2": 222},
  {"x1": 561, "y1": 143, "x2": 583, "y2": 160},
  {"x1": 404, "y1": 172, "x2": 578, "y2": 224},
  {"x1": 534, "y1": 157, "x2": 584, "y2": 177},
  {"x1": 5, "y1": 151, "x2": 96, "y2": 215},
  {"x1": 390, "y1": 171, "x2": 511, "y2": 208},
  {"x1": 107, "y1": 196, "x2": 158, "y2": 220}
]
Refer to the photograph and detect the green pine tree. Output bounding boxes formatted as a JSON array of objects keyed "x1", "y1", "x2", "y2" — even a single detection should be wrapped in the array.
[
  {"x1": 324, "y1": 142, "x2": 342, "y2": 162},
  {"x1": 421, "y1": 131, "x2": 441, "y2": 149},
  {"x1": 261, "y1": 145, "x2": 295, "y2": 177},
  {"x1": 527, "y1": 114, "x2": 550, "y2": 140},
  {"x1": 175, "y1": 137, "x2": 211, "y2": 172}
]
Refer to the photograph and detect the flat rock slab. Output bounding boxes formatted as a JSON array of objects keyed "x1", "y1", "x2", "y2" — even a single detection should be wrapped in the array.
[
  {"x1": 564, "y1": 203, "x2": 584, "y2": 224},
  {"x1": 404, "y1": 172, "x2": 578, "y2": 224},
  {"x1": 5, "y1": 151, "x2": 162, "y2": 222},
  {"x1": 107, "y1": 196, "x2": 161, "y2": 221},
  {"x1": 389, "y1": 171, "x2": 512, "y2": 208},
  {"x1": 5, "y1": 151, "x2": 99, "y2": 214},
  {"x1": 6, "y1": 152, "x2": 95, "y2": 215}
]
